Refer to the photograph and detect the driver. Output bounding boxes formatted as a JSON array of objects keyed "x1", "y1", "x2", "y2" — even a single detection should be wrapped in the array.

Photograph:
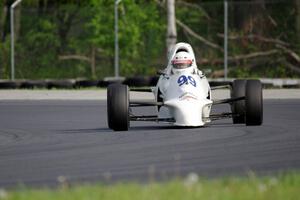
[
  {"x1": 171, "y1": 50, "x2": 193, "y2": 69},
  {"x1": 170, "y1": 49, "x2": 199, "y2": 75}
]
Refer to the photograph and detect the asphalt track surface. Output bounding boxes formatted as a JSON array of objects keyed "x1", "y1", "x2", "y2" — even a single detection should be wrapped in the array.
[{"x1": 0, "y1": 99, "x2": 299, "y2": 188}]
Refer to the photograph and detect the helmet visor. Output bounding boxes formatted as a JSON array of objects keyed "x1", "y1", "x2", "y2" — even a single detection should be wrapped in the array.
[{"x1": 172, "y1": 60, "x2": 192, "y2": 69}]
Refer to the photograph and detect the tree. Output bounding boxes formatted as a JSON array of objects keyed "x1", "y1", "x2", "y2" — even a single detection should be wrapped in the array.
[
  {"x1": 90, "y1": 0, "x2": 165, "y2": 76},
  {"x1": 296, "y1": 0, "x2": 300, "y2": 44},
  {"x1": 232, "y1": 0, "x2": 267, "y2": 34},
  {"x1": 166, "y1": 0, "x2": 177, "y2": 53}
]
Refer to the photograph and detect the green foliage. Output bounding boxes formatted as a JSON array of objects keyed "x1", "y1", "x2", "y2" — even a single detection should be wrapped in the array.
[
  {"x1": 0, "y1": 37, "x2": 11, "y2": 79},
  {"x1": 17, "y1": 17, "x2": 59, "y2": 78},
  {"x1": 89, "y1": 0, "x2": 165, "y2": 76},
  {"x1": 3, "y1": 0, "x2": 166, "y2": 79},
  {"x1": 0, "y1": 0, "x2": 299, "y2": 79}
]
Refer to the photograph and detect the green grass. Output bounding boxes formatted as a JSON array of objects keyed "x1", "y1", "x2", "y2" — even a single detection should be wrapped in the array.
[{"x1": 1, "y1": 172, "x2": 299, "y2": 200}]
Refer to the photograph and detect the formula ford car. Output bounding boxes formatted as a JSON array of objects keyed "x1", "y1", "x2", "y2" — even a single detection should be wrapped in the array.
[{"x1": 107, "y1": 42, "x2": 263, "y2": 131}]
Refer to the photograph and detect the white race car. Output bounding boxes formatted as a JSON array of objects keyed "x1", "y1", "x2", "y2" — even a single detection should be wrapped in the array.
[{"x1": 107, "y1": 42, "x2": 263, "y2": 131}]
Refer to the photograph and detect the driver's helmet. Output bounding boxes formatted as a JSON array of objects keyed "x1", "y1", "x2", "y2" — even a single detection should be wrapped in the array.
[{"x1": 171, "y1": 51, "x2": 193, "y2": 70}]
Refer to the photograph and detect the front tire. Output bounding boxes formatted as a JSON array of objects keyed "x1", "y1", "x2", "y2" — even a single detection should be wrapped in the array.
[
  {"x1": 245, "y1": 80, "x2": 263, "y2": 126},
  {"x1": 231, "y1": 79, "x2": 247, "y2": 124},
  {"x1": 107, "y1": 84, "x2": 130, "y2": 131}
]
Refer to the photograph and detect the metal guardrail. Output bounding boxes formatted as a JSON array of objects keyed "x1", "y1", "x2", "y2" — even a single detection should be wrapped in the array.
[{"x1": 0, "y1": 78, "x2": 299, "y2": 89}]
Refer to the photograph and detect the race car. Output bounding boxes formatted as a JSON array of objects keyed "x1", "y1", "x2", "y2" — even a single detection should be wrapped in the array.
[{"x1": 107, "y1": 42, "x2": 263, "y2": 131}]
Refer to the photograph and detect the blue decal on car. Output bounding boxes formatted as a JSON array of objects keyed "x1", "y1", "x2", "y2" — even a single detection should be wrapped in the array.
[{"x1": 177, "y1": 75, "x2": 196, "y2": 87}]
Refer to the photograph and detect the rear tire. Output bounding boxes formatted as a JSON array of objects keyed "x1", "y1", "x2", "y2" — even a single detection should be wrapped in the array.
[
  {"x1": 107, "y1": 84, "x2": 130, "y2": 131},
  {"x1": 231, "y1": 79, "x2": 247, "y2": 124},
  {"x1": 245, "y1": 80, "x2": 263, "y2": 126}
]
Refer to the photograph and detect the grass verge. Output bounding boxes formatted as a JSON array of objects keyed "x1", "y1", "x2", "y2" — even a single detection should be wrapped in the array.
[{"x1": 1, "y1": 172, "x2": 299, "y2": 200}]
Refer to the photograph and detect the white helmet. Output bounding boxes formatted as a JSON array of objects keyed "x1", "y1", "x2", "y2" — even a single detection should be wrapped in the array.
[{"x1": 171, "y1": 51, "x2": 193, "y2": 70}]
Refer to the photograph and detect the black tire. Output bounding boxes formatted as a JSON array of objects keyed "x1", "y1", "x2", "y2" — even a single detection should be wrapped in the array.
[
  {"x1": 76, "y1": 80, "x2": 99, "y2": 88},
  {"x1": 0, "y1": 81, "x2": 19, "y2": 89},
  {"x1": 107, "y1": 84, "x2": 130, "y2": 131},
  {"x1": 47, "y1": 80, "x2": 75, "y2": 89},
  {"x1": 98, "y1": 80, "x2": 109, "y2": 88},
  {"x1": 124, "y1": 76, "x2": 151, "y2": 87},
  {"x1": 150, "y1": 76, "x2": 159, "y2": 86},
  {"x1": 20, "y1": 80, "x2": 47, "y2": 89},
  {"x1": 245, "y1": 80, "x2": 263, "y2": 126},
  {"x1": 231, "y1": 79, "x2": 247, "y2": 123}
]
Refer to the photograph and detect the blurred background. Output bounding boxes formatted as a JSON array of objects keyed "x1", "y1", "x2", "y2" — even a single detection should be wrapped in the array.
[{"x1": 0, "y1": 0, "x2": 300, "y2": 80}]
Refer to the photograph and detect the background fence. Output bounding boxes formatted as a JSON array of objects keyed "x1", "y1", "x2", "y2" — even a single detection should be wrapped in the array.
[{"x1": 0, "y1": 0, "x2": 299, "y2": 80}]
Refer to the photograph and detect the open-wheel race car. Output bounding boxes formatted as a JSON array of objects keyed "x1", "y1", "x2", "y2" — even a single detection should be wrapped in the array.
[{"x1": 107, "y1": 43, "x2": 263, "y2": 131}]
